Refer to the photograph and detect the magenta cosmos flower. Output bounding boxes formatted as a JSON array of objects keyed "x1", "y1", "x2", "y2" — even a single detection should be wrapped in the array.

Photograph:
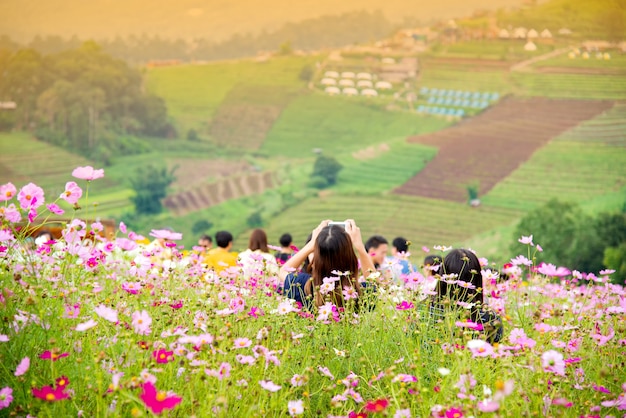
[
  {"x1": 39, "y1": 350, "x2": 69, "y2": 361},
  {"x1": 72, "y1": 166, "x2": 104, "y2": 181},
  {"x1": 60, "y1": 181, "x2": 82, "y2": 204},
  {"x1": 139, "y1": 381, "x2": 182, "y2": 415},
  {"x1": 32, "y1": 385, "x2": 69, "y2": 402},
  {"x1": 152, "y1": 349, "x2": 174, "y2": 364}
]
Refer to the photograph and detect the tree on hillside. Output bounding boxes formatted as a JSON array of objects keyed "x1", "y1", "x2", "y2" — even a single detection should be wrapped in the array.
[
  {"x1": 310, "y1": 154, "x2": 343, "y2": 189},
  {"x1": 129, "y1": 165, "x2": 177, "y2": 215}
]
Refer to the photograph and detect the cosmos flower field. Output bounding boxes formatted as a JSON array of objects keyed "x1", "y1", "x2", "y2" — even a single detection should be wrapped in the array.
[{"x1": 0, "y1": 167, "x2": 624, "y2": 417}]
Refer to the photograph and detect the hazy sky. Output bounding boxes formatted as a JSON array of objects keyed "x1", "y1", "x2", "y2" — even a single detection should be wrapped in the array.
[{"x1": 0, "y1": 0, "x2": 524, "y2": 41}]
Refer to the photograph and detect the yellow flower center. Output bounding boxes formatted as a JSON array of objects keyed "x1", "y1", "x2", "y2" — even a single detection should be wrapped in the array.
[
  {"x1": 58, "y1": 379, "x2": 66, "y2": 386},
  {"x1": 159, "y1": 354, "x2": 166, "y2": 359},
  {"x1": 46, "y1": 393, "x2": 56, "y2": 401},
  {"x1": 156, "y1": 392, "x2": 167, "y2": 402}
]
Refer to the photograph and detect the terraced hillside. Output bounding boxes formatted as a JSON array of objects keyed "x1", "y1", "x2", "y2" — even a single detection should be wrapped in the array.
[
  {"x1": 163, "y1": 171, "x2": 278, "y2": 216},
  {"x1": 394, "y1": 97, "x2": 614, "y2": 202},
  {"x1": 261, "y1": 194, "x2": 522, "y2": 254},
  {"x1": 481, "y1": 103, "x2": 626, "y2": 211}
]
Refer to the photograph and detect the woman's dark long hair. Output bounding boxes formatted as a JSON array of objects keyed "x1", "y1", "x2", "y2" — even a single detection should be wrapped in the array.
[
  {"x1": 435, "y1": 248, "x2": 484, "y2": 321},
  {"x1": 304, "y1": 225, "x2": 362, "y2": 307}
]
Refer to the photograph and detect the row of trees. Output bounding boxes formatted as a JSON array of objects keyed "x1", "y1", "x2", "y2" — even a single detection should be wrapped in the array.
[
  {"x1": 0, "y1": 41, "x2": 173, "y2": 162},
  {"x1": 0, "y1": 11, "x2": 395, "y2": 63}
]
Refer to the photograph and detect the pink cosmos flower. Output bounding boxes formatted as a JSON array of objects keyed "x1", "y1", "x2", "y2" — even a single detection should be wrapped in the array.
[
  {"x1": 236, "y1": 354, "x2": 256, "y2": 365},
  {"x1": 75, "y1": 319, "x2": 98, "y2": 332},
  {"x1": 0, "y1": 387, "x2": 12, "y2": 409},
  {"x1": 0, "y1": 183, "x2": 16, "y2": 201},
  {"x1": 518, "y1": 235, "x2": 533, "y2": 245},
  {"x1": 541, "y1": 350, "x2": 565, "y2": 376},
  {"x1": 139, "y1": 381, "x2": 182, "y2": 415},
  {"x1": 17, "y1": 183, "x2": 44, "y2": 210},
  {"x1": 457, "y1": 321, "x2": 484, "y2": 331},
  {"x1": 468, "y1": 340, "x2": 494, "y2": 357},
  {"x1": 233, "y1": 337, "x2": 252, "y2": 349},
  {"x1": 247, "y1": 306, "x2": 264, "y2": 318},
  {"x1": 32, "y1": 385, "x2": 69, "y2": 401},
  {"x1": 39, "y1": 351, "x2": 69, "y2": 361},
  {"x1": 444, "y1": 407, "x2": 464, "y2": 418},
  {"x1": 288, "y1": 399, "x2": 304, "y2": 416},
  {"x1": 0, "y1": 204, "x2": 21, "y2": 223},
  {"x1": 396, "y1": 301, "x2": 414, "y2": 310},
  {"x1": 122, "y1": 282, "x2": 141, "y2": 294},
  {"x1": 94, "y1": 305, "x2": 118, "y2": 323},
  {"x1": 15, "y1": 356, "x2": 30, "y2": 376},
  {"x1": 291, "y1": 374, "x2": 306, "y2": 387},
  {"x1": 536, "y1": 263, "x2": 571, "y2": 277},
  {"x1": 46, "y1": 203, "x2": 64, "y2": 215},
  {"x1": 591, "y1": 323, "x2": 614, "y2": 346},
  {"x1": 149, "y1": 229, "x2": 183, "y2": 241},
  {"x1": 477, "y1": 400, "x2": 499, "y2": 412},
  {"x1": 260, "y1": 380, "x2": 282, "y2": 392},
  {"x1": 60, "y1": 181, "x2": 82, "y2": 204},
  {"x1": 72, "y1": 166, "x2": 104, "y2": 181},
  {"x1": 131, "y1": 310, "x2": 152, "y2": 335},
  {"x1": 205, "y1": 362, "x2": 232, "y2": 380},
  {"x1": 510, "y1": 255, "x2": 532, "y2": 267}
]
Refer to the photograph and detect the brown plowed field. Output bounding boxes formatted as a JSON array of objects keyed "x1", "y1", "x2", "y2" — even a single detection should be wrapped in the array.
[{"x1": 394, "y1": 97, "x2": 614, "y2": 202}]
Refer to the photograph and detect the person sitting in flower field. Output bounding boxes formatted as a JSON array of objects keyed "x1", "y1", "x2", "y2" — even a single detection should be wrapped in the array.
[
  {"x1": 237, "y1": 228, "x2": 279, "y2": 277},
  {"x1": 430, "y1": 248, "x2": 503, "y2": 343},
  {"x1": 274, "y1": 233, "x2": 296, "y2": 265},
  {"x1": 204, "y1": 230, "x2": 238, "y2": 274},
  {"x1": 279, "y1": 219, "x2": 376, "y2": 310}
]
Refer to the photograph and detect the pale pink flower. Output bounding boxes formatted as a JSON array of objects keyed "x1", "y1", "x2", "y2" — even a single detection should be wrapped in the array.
[
  {"x1": 17, "y1": 183, "x2": 44, "y2": 210},
  {"x1": 0, "y1": 183, "x2": 16, "y2": 201},
  {"x1": 288, "y1": 399, "x2": 304, "y2": 416},
  {"x1": 477, "y1": 400, "x2": 500, "y2": 412},
  {"x1": 260, "y1": 380, "x2": 281, "y2": 392},
  {"x1": 94, "y1": 305, "x2": 118, "y2": 323},
  {"x1": 541, "y1": 350, "x2": 565, "y2": 376},
  {"x1": 468, "y1": 340, "x2": 494, "y2": 357},
  {"x1": 72, "y1": 166, "x2": 104, "y2": 181},
  {"x1": 205, "y1": 362, "x2": 231, "y2": 380},
  {"x1": 46, "y1": 203, "x2": 64, "y2": 215},
  {"x1": 510, "y1": 255, "x2": 532, "y2": 266},
  {"x1": 14, "y1": 357, "x2": 30, "y2": 376},
  {"x1": 290, "y1": 374, "x2": 306, "y2": 387},
  {"x1": 0, "y1": 387, "x2": 13, "y2": 410},
  {"x1": 149, "y1": 229, "x2": 182, "y2": 241},
  {"x1": 233, "y1": 337, "x2": 252, "y2": 349},
  {"x1": 0, "y1": 204, "x2": 21, "y2": 223},
  {"x1": 318, "y1": 366, "x2": 335, "y2": 380},
  {"x1": 394, "y1": 409, "x2": 411, "y2": 418},
  {"x1": 235, "y1": 354, "x2": 256, "y2": 365},
  {"x1": 536, "y1": 263, "x2": 571, "y2": 277},
  {"x1": 277, "y1": 300, "x2": 297, "y2": 315},
  {"x1": 75, "y1": 319, "x2": 98, "y2": 331},
  {"x1": 509, "y1": 328, "x2": 536, "y2": 349},
  {"x1": 591, "y1": 323, "x2": 614, "y2": 346},
  {"x1": 131, "y1": 310, "x2": 152, "y2": 335},
  {"x1": 119, "y1": 221, "x2": 127, "y2": 233},
  {"x1": 60, "y1": 181, "x2": 82, "y2": 204},
  {"x1": 518, "y1": 235, "x2": 533, "y2": 245}
]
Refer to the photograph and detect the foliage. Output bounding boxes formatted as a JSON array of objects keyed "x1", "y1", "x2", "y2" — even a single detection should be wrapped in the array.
[
  {"x1": 192, "y1": 219, "x2": 213, "y2": 236},
  {"x1": 1, "y1": 174, "x2": 625, "y2": 417},
  {"x1": 603, "y1": 243, "x2": 626, "y2": 285},
  {"x1": 0, "y1": 42, "x2": 173, "y2": 158},
  {"x1": 187, "y1": 128, "x2": 199, "y2": 141},
  {"x1": 311, "y1": 154, "x2": 343, "y2": 188},
  {"x1": 129, "y1": 164, "x2": 177, "y2": 215},
  {"x1": 298, "y1": 64, "x2": 313, "y2": 82},
  {"x1": 512, "y1": 199, "x2": 626, "y2": 274},
  {"x1": 466, "y1": 182, "x2": 479, "y2": 201},
  {"x1": 246, "y1": 210, "x2": 264, "y2": 228}
]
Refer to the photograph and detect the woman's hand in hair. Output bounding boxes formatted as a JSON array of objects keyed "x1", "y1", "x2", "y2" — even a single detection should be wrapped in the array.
[
  {"x1": 311, "y1": 219, "x2": 331, "y2": 244},
  {"x1": 345, "y1": 219, "x2": 376, "y2": 275}
]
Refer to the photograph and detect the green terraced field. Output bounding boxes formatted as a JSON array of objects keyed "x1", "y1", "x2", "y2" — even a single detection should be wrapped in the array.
[
  {"x1": 145, "y1": 56, "x2": 317, "y2": 135},
  {"x1": 481, "y1": 142, "x2": 626, "y2": 212},
  {"x1": 261, "y1": 93, "x2": 451, "y2": 157},
  {"x1": 332, "y1": 139, "x2": 437, "y2": 194},
  {"x1": 260, "y1": 194, "x2": 522, "y2": 260},
  {"x1": 417, "y1": 68, "x2": 513, "y2": 93},
  {"x1": 510, "y1": 72, "x2": 626, "y2": 99},
  {"x1": 533, "y1": 53, "x2": 626, "y2": 70}
]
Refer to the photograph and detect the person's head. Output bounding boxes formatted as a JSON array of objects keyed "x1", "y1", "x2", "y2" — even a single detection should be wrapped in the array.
[
  {"x1": 423, "y1": 254, "x2": 443, "y2": 277},
  {"x1": 391, "y1": 237, "x2": 409, "y2": 256},
  {"x1": 436, "y1": 248, "x2": 483, "y2": 305},
  {"x1": 248, "y1": 229, "x2": 269, "y2": 252},
  {"x1": 308, "y1": 224, "x2": 361, "y2": 307},
  {"x1": 198, "y1": 234, "x2": 212, "y2": 249},
  {"x1": 279, "y1": 233, "x2": 292, "y2": 248},
  {"x1": 215, "y1": 231, "x2": 234, "y2": 250},
  {"x1": 365, "y1": 235, "x2": 388, "y2": 266}
]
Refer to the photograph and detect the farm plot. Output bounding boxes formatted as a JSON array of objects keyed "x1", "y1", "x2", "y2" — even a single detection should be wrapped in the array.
[
  {"x1": 394, "y1": 97, "x2": 614, "y2": 203},
  {"x1": 261, "y1": 94, "x2": 450, "y2": 157},
  {"x1": 481, "y1": 104, "x2": 626, "y2": 211},
  {"x1": 510, "y1": 72, "x2": 626, "y2": 99},
  {"x1": 262, "y1": 194, "x2": 521, "y2": 256}
]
